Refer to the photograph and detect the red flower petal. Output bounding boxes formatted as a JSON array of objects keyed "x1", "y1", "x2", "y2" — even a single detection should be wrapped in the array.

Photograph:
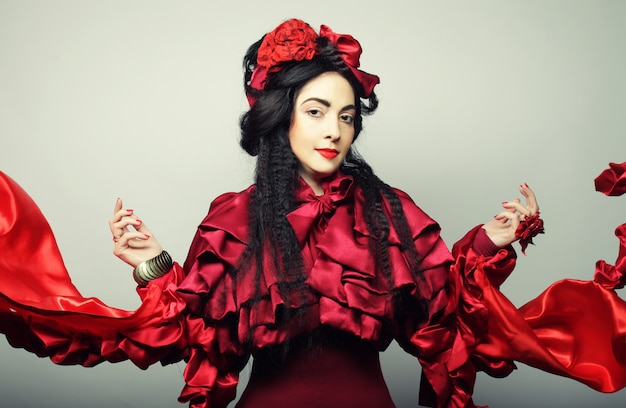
[{"x1": 594, "y1": 162, "x2": 626, "y2": 196}]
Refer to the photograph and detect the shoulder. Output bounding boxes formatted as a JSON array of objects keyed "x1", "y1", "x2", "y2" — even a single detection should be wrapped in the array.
[
  {"x1": 198, "y1": 185, "x2": 255, "y2": 244},
  {"x1": 351, "y1": 183, "x2": 441, "y2": 238},
  {"x1": 206, "y1": 186, "x2": 254, "y2": 217},
  {"x1": 389, "y1": 186, "x2": 441, "y2": 233}
]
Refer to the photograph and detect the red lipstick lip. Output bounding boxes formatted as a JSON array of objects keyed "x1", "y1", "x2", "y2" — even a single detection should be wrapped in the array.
[{"x1": 316, "y1": 148, "x2": 339, "y2": 159}]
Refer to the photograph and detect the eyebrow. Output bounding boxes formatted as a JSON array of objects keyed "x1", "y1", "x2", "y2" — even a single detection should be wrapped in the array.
[{"x1": 301, "y1": 97, "x2": 356, "y2": 112}]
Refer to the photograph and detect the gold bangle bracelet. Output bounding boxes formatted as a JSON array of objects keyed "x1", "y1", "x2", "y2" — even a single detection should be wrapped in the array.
[{"x1": 133, "y1": 250, "x2": 173, "y2": 285}]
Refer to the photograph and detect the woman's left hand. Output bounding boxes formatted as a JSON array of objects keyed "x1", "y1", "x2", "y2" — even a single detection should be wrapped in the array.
[{"x1": 483, "y1": 183, "x2": 540, "y2": 248}]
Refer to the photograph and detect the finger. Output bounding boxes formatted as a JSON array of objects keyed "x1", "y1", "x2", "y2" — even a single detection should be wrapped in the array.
[
  {"x1": 110, "y1": 208, "x2": 128, "y2": 228},
  {"x1": 110, "y1": 208, "x2": 137, "y2": 239},
  {"x1": 133, "y1": 222, "x2": 152, "y2": 236},
  {"x1": 132, "y1": 217, "x2": 146, "y2": 232},
  {"x1": 502, "y1": 200, "x2": 531, "y2": 217},
  {"x1": 501, "y1": 198, "x2": 520, "y2": 213},
  {"x1": 520, "y1": 183, "x2": 539, "y2": 214},
  {"x1": 109, "y1": 199, "x2": 127, "y2": 227},
  {"x1": 113, "y1": 216, "x2": 142, "y2": 232},
  {"x1": 113, "y1": 197, "x2": 123, "y2": 215},
  {"x1": 109, "y1": 199, "x2": 122, "y2": 234},
  {"x1": 114, "y1": 231, "x2": 151, "y2": 253},
  {"x1": 495, "y1": 210, "x2": 521, "y2": 230},
  {"x1": 493, "y1": 211, "x2": 512, "y2": 223}
]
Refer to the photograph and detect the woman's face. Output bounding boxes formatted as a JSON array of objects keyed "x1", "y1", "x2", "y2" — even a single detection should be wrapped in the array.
[{"x1": 288, "y1": 71, "x2": 356, "y2": 195}]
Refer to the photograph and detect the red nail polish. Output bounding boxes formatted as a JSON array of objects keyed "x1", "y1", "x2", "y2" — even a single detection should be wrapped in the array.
[
  {"x1": 502, "y1": 201, "x2": 508, "y2": 205},
  {"x1": 136, "y1": 219, "x2": 142, "y2": 224},
  {"x1": 144, "y1": 234, "x2": 150, "y2": 239},
  {"x1": 126, "y1": 209, "x2": 133, "y2": 213},
  {"x1": 524, "y1": 183, "x2": 529, "y2": 188}
]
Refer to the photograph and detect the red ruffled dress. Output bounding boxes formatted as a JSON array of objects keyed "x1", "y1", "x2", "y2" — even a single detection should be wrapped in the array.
[{"x1": 1, "y1": 169, "x2": 626, "y2": 408}]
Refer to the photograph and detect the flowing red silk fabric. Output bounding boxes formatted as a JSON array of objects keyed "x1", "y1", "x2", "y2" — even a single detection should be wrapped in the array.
[
  {"x1": 453, "y1": 228, "x2": 626, "y2": 394},
  {"x1": 457, "y1": 161, "x2": 626, "y2": 395},
  {"x1": 595, "y1": 162, "x2": 626, "y2": 197},
  {"x1": 0, "y1": 172, "x2": 236, "y2": 407}
]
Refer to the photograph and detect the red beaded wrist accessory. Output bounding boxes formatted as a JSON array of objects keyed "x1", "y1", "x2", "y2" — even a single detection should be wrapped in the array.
[{"x1": 515, "y1": 212, "x2": 545, "y2": 255}]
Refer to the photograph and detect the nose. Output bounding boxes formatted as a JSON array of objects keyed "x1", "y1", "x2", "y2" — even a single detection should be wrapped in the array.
[{"x1": 325, "y1": 117, "x2": 341, "y2": 141}]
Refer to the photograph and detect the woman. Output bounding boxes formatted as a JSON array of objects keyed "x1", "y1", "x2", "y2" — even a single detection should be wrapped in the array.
[
  {"x1": 109, "y1": 18, "x2": 538, "y2": 406},
  {"x1": 0, "y1": 18, "x2": 624, "y2": 408}
]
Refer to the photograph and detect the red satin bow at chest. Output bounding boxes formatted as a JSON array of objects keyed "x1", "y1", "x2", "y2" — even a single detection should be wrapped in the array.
[{"x1": 286, "y1": 176, "x2": 354, "y2": 245}]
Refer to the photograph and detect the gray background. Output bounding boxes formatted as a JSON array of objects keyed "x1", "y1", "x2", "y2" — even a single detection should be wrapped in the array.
[{"x1": 1, "y1": 0, "x2": 625, "y2": 407}]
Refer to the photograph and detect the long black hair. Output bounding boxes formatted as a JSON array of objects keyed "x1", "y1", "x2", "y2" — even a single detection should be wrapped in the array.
[{"x1": 237, "y1": 35, "x2": 424, "y2": 330}]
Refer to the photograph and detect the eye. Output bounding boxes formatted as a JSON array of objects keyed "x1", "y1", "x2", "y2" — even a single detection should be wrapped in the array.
[
  {"x1": 340, "y1": 113, "x2": 354, "y2": 124},
  {"x1": 307, "y1": 108, "x2": 323, "y2": 117}
]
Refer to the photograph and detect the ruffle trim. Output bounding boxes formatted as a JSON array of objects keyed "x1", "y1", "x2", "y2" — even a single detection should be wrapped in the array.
[
  {"x1": 0, "y1": 263, "x2": 237, "y2": 408},
  {"x1": 413, "y1": 226, "x2": 517, "y2": 408},
  {"x1": 177, "y1": 175, "x2": 454, "y2": 350}
]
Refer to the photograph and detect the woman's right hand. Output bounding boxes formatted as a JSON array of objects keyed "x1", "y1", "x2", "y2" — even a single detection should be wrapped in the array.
[{"x1": 109, "y1": 198, "x2": 163, "y2": 268}]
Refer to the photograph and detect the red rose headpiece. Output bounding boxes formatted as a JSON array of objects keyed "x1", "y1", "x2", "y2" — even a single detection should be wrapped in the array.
[{"x1": 247, "y1": 19, "x2": 380, "y2": 106}]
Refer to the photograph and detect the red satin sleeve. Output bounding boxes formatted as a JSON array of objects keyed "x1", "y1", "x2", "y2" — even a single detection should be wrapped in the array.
[
  {"x1": 0, "y1": 172, "x2": 234, "y2": 408},
  {"x1": 403, "y1": 223, "x2": 517, "y2": 408},
  {"x1": 380, "y1": 187, "x2": 511, "y2": 407}
]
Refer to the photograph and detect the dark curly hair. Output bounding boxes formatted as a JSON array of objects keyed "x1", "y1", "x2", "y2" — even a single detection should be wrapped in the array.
[{"x1": 236, "y1": 34, "x2": 424, "y2": 333}]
